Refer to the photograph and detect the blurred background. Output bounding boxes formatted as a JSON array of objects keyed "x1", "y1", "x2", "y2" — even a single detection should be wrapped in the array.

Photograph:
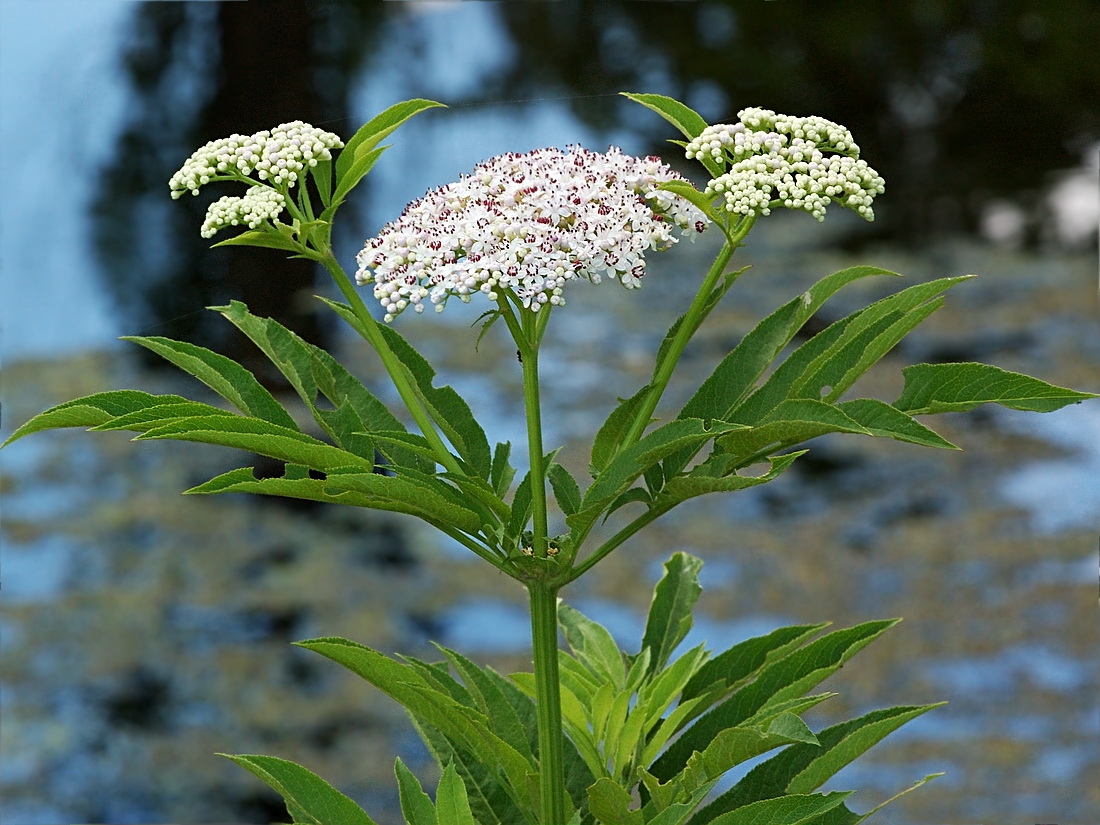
[{"x1": 1, "y1": 1, "x2": 1097, "y2": 823}]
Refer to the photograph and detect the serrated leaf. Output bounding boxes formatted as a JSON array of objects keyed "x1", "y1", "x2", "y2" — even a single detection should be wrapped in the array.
[
  {"x1": 394, "y1": 758, "x2": 437, "y2": 825},
  {"x1": 588, "y1": 777, "x2": 644, "y2": 825},
  {"x1": 622, "y1": 92, "x2": 723, "y2": 178},
  {"x1": 121, "y1": 335, "x2": 299, "y2": 429},
  {"x1": 324, "y1": 468, "x2": 485, "y2": 534},
  {"x1": 211, "y1": 229, "x2": 304, "y2": 252},
  {"x1": 330, "y1": 145, "x2": 389, "y2": 208},
  {"x1": 697, "y1": 704, "x2": 939, "y2": 822},
  {"x1": 135, "y1": 414, "x2": 371, "y2": 472},
  {"x1": 652, "y1": 620, "x2": 898, "y2": 783},
  {"x1": 657, "y1": 452, "x2": 801, "y2": 506},
  {"x1": 436, "y1": 764, "x2": 478, "y2": 825},
  {"x1": 2, "y1": 391, "x2": 194, "y2": 446},
  {"x1": 89, "y1": 400, "x2": 230, "y2": 432},
  {"x1": 835, "y1": 398, "x2": 957, "y2": 449},
  {"x1": 704, "y1": 792, "x2": 852, "y2": 825},
  {"x1": 337, "y1": 99, "x2": 445, "y2": 179},
  {"x1": 711, "y1": 400, "x2": 870, "y2": 468},
  {"x1": 559, "y1": 603, "x2": 626, "y2": 689},
  {"x1": 591, "y1": 385, "x2": 652, "y2": 476},
  {"x1": 491, "y1": 441, "x2": 516, "y2": 497},
  {"x1": 220, "y1": 753, "x2": 377, "y2": 825},
  {"x1": 641, "y1": 552, "x2": 703, "y2": 675},
  {"x1": 548, "y1": 462, "x2": 582, "y2": 515},
  {"x1": 215, "y1": 300, "x2": 419, "y2": 466},
  {"x1": 296, "y1": 637, "x2": 534, "y2": 811},
  {"x1": 310, "y1": 158, "x2": 334, "y2": 207},
  {"x1": 894, "y1": 362, "x2": 1098, "y2": 414},
  {"x1": 378, "y1": 323, "x2": 492, "y2": 478}
]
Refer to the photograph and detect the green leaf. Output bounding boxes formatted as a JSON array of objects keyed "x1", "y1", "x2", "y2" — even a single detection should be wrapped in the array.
[
  {"x1": 677, "y1": 266, "x2": 898, "y2": 426},
  {"x1": 211, "y1": 228, "x2": 304, "y2": 252},
  {"x1": 734, "y1": 276, "x2": 971, "y2": 424},
  {"x1": 324, "y1": 468, "x2": 485, "y2": 534},
  {"x1": 436, "y1": 763, "x2": 478, "y2": 825},
  {"x1": 697, "y1": 704, "x2": 940, "y2": 822},
  {"x1": 88, "y1": 400, "x2": 230, "y2": 432},
  {"x1": 559, "y1": 603, "x2": 626, "y2": 689},
  {"x1": 657, "y1": 180, "x2": 724, "y2": 226},
  {"x1": 2, "y1": 391, "x2": 196, "y2": 446},
  {"x1": 622, "y1": 92, "x2": 723, "y2": 177},
  {"x1": 641, "y1": 552, "x2": 703, "y2": 675},
  {"x1": 652, "y1": 620, "x2": 898, "y2": 783},
  {"x1": 591, "y1": 385, "x2": 651, "y2": 476},
  {"x1": 491, "y1": 441, "x2": 517, "y2": 497},
  {"x1": 297, "y1": 637, "x2": 534, "y2": 811},
  {"x1": 548, "y1": 462, "x2": 582, "y2": 515},
  {"x1": 682, "y1": 623, "x2": 829, "y2": 704},
  {"x1": 310, "y1": 158, "x2": 334, "y2": 207},
  {"x1": 835, "y1": 398, "x2": 958, "y2": 449},
  {"x1": 220, "y1": 753, "x2": 377, "y2": 825},
  {"x1": 588, "y1": 777, "x2": 644, "y2": 825},
  {"x1": 711, "y1": 401, "x2": 871, "y2": 468},
  {"x1": 894, "y1": 362, "x2": 1099, "y2": 414},
  {"x1": 394, "y1": 758, "x2": 437, "y2": 825},
  {"x1": 135, "y1": 414, "x2": 371, "y2": 472},
  {"x1": 121, "y1": 335, "x2": 299, "y2": 429},
  {"x1": 214, "y1": 300, "x2": 420, "y2": 467},
  {"x1": 656, "y1": 452, "x2": 802, "y2": 506},
  {"x1": 378, "y1": 323, "x2": 492, "y2": 478},
  {"x1": 337, "y1": 99, "x2": 446, "y2": 180},
  {"x1": 330, "y1": 145, "x2": 389, "y2": 209},
  {"x1": 705, "y1": 792, "x2": 853, "y2": 825}
]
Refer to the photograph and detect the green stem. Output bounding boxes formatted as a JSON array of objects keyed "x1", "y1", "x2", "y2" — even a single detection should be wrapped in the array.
[
  {"x1": 566, "y1": 503, "x2": 668, "y2": 585},
  {"x1": 529, "y1": 581, "x2": 568, "y2": 823},
  {"x1": 619, "y1": 216, "x2": 756, "y2": 451},
  {"x1": 317, "y1": 251, "x2": 466, "y2": 479}
]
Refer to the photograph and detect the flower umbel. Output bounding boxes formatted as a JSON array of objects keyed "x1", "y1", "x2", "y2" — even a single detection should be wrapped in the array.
[
  {"x1": 686, "y1": 107, "x2": 885, "y2": 222},
  {"x1": 168, "y1": 121, "x2": 344, "y2": 199},
  {"x1": 200, "y1": 185, "x2": 287, "y2": 239},
  {"x1": 355, "y1": 146, "x2": 707, "y2": 321}
]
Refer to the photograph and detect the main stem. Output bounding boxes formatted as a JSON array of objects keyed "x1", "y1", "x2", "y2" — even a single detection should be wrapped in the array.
[{"x1": 529, "y1": 581, "x2": 567, "y2": 823}]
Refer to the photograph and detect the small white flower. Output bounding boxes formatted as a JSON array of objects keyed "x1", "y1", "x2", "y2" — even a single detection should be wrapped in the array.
[
  {"x1": 685, "y1": 108, "x2": 885, "y2": 222},
  {"x1": 355, "y1": 145, "x2": 708, "y2": 320}
]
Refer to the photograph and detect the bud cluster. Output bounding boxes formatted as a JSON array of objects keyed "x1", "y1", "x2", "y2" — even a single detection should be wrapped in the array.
[
  {"x1": 355, "y1": 146, "x2": 707, "y2": 321},
  {"x1": 685, "y1": 108, "x2": 884, "y2": 222},
  {"x1": 169, "y1": 121, "x2": 344, "y2": 199},
  {"x1": 200, "y1": 186, "x2": 287, "y2": 239}
]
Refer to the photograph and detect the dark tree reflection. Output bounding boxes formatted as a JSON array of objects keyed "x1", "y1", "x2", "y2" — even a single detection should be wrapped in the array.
[
  {"x1": 91, "y1": 1, "x2": 391, "y2": 381},
  {"x1": 487, "y1": 0, "x2": 1098, "y2": 247}
]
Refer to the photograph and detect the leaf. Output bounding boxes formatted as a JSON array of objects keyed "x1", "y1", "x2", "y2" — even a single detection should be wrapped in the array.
[
  {"x1": 588, "y1": 777, "x2": 644, "y2": 825},
  {"x1": 559, "y1": 603, "x2": 626, "y2": 689},
  {"x1": 297, "y1": 637, "x2": 534, "y2": 811},
  {"x1": 214, "y1": 300, "x2": 420, "y2": 467},
  {"x1": 310, "y1": 158, "x2": 334, "y2": 207},
  {"x1": 211, "y1": 228, "x2": 304, "y2": 252},
  {"x1": 2, "y1": 391, "x2": 197, "y2": 446},
  {"x1": 591, "y1": 385, "x2": 652, "y2": 476},
  {"x1": 641, "y1": 552, "x2": 703, "y2": 675},
  {"x1": 121, "y1": 335, "x2": 299, "y2": 429},
  {"x1": 324, "y1": 468, "x2": 486, "y2": 534},
  {"x1": 337, "y1": 99, "x2": 446, "y2": 180},
  {"x1": 330, "y1": 145, "x2": 389, "y2": 208},
  {"x1": 657, "y1": 180, "x2": 724, "y2": 225},
  {"x1": 711, "y1": 401, "x2": 871, "y2": 468},
  {"x1": 734, "y1": 277, "x2": 971, "y2": 424},
  {"x1": 394, "y1": 758, "x2": 437, "y2": 825},
  {"x1": 682, "y1": 623, "x2": 829, "y2": 704},
  {"x1": 651, "y1": 620, "x2": 898, "y2": 783},
  {"x1": 894, "y1": 362, "x2": 1099, "y2": 414},
  {"x1": 677, "y1": 266, "x2": 898, "y2": 426},
  {"x1": 835, "y1": 398, "x2": 957, "y2": 450},
  {"x1": 581, "y1": 419, "x2": 746, "y2": 520},
  {"x1": 704, "y1": 792, "x2": 853, "y2": 825},
  {"x1": 220, "y1": 753, "x2": 377, "y2": 825},
  {"x1": 378, "y1": 323, "x2": 492, "y2": 478},
  {"x1": 548, "y1": 462, "x2": 582, "y2": 515},
  {"x1": 656, "y1": 452, "x2": 802, "y2": 506},
  {"x1": 89, "y1": 400, "x2": 231, "y2": 432},
  {"x1": 491, "y1": 441, "x2": 516, "y2": 497},
  {"x1": 135, "y1": 414, "x2": 372, "y2": 472},
  {"x1": 436, "y1": 763, "x2": 478, "y2": 825},
  {"x1": 696, "y1": 704, "x2": 940, "y2": 822},
  {"x1": 621, "y1": 92, "x2": 723, "y2": 177}
]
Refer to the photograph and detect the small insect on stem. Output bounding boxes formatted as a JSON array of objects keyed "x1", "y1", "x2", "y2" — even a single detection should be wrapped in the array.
[{"x1": 517, "y1": 349, "x2": 523, "y2": 363}]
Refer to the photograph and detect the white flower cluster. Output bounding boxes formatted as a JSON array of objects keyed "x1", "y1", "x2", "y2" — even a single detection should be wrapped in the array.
[
  {"x1": 200, "y1": 185, "x2": 287, "y2": 239},
  {"x1": 685, "y1": 108, "x2": 885, "y2": 222},
  {"x1": 355, "y1": 146, "x2": 707, "y2": 321},
  {"x1": 169, "y1": 121, "x2": 344, "y2": 199}
]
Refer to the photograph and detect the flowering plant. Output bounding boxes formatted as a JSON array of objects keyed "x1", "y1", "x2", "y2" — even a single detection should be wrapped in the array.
[{"x1": 6, "y1": 95, "x2": 1095, "y2": 825}]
